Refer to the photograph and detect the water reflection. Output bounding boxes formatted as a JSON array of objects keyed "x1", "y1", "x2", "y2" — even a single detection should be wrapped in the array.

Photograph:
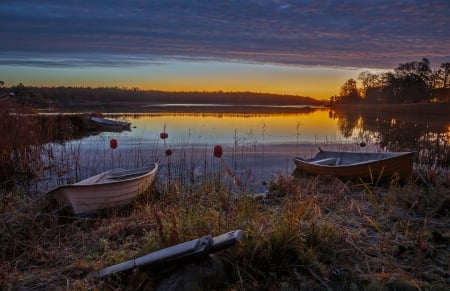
[
  {"x1": 330, "y1": 107, "x2": 450, "y2": 169},
  {"x1": 105, "y1": 109, "x2": 354, "y2": 146}
]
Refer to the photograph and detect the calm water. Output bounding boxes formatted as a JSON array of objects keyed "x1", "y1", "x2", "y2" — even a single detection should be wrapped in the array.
[
  {"x1": 44, "y1": 107, "x2": 449, "y2": 193},
  {"x1": 108, "y1": 109, "x2": 358, "y2": 145}
]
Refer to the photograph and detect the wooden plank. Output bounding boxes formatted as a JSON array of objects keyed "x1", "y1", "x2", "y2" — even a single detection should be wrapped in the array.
[
  {"x1": 90, "y1": 229, "x2": 244, "y2": 279},
  {"x1": 311, "y1": 157, "x2": 337, "y2": 165},
  {"x1": 91, "y1": 235, "x2": 213, "y2": 278},
  {"x1": 209, "y1": 229, "x2": 244, "y2": 253}
]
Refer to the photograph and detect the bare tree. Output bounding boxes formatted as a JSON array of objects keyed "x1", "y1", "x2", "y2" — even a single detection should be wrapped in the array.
[{"x1": 440, "y1": 62, "x2": 450, "y2": 88}]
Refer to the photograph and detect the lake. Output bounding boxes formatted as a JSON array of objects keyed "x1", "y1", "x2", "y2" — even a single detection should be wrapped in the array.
[
  {"x1": 108, "y1": 109, "x2": 358, "y2": 144},
  {"x1": 43, "y1": 106, "x2": 449, "y2": 194}
]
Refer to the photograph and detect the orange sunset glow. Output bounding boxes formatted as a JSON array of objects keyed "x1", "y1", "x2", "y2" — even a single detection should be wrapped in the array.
[{"x1": 3, "y1": 61, "x2": 366, "y2": 100}]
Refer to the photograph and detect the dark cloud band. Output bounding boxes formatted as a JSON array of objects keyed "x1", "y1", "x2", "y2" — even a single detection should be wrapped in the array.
[{"x1": 1, "y1": 0, "x2": 448, "y2": 68}]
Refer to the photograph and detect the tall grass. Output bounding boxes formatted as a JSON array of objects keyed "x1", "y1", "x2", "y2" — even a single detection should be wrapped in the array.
[
  {"x1": 0, "y1": 103, "x2": 90, "y2": 186},
  {"x1": 0, "y1": 104, "x2": 50, "y2": 184}
]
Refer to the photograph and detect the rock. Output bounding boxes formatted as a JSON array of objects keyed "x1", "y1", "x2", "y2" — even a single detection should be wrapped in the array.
[
  {"x1": 387, "y1": 277, "x2": 420, "y2": 291},
  {"x1": 436, "y1": 198, "x2": 450, "y2": 216},
  {"x1": 155, "y1": 254, "x2": 228, "y2": 291}
]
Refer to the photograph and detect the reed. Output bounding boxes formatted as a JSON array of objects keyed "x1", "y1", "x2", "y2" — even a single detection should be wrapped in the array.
[{"x1": 0, "y1": 105, "x2": 55, "y2": 184}]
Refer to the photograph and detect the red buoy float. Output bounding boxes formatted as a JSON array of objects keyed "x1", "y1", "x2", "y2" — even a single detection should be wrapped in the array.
[
  {"x1": 213, "y1": 145, "x2": 223, "y2": 158},
  {"x1": 160, "y1": 132, "x2": 168, "y2": 140},
  {"x1": 110, "y1": 139, "x2": 118, "y2": 149}
]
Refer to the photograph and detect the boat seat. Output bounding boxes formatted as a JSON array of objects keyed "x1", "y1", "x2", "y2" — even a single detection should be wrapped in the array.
[
  {"x1": 106, "y1": 167, "x2": 152, "y2": 180},
  {"x1": 311, "y1": 157, "x2": 337, "y2": 165},
  {"x1": 107, "y1": 171, "x2": 149, "y2": 180}
]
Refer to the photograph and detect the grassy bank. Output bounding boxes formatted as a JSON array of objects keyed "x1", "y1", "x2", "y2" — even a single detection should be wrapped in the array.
[{"x1": 1, "y1": 160, "x2": 450, "y2": 290}]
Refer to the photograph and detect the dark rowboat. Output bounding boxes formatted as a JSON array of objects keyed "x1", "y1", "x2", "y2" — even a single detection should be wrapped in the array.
[{"x1": 293, "y1": 148, "x2": 415, "y2": 181}]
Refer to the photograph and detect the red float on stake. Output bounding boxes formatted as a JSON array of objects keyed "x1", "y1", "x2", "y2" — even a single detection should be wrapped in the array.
[
  {"x1": 110, "y1": 139, "x2": 118, "y2": 149},
  {"x1": 165, "y1": 149, "x2": 173, "y2": 156},
  {"x1": 213, "y1": 145, "x2": 223, "y2": 158},
  {"x1": 160, "y1": 132, "x2": 168, "y2": 139}
]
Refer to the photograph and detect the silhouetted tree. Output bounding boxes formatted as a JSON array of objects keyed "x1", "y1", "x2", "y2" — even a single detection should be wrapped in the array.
[
  {"x1": 358, "y1": 71, "x2": 383, "y2": 103},
  {"x1": 431, "y1": 62, "x2": 450, "y2": 101},
  {"x1": 381, "y1": 58, "x2": 432, "y2": 103},
  {"x1": 336, "y1": 78, "x2": 361, "y2": 104},
  {"x1": 440, "y1": 62, "x2": 450, "y2": 88}
]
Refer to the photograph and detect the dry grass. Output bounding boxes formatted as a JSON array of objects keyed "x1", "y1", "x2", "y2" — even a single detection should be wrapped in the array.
[{"x1": 1, "y1": 167, "x2": 449, "y2": 290}]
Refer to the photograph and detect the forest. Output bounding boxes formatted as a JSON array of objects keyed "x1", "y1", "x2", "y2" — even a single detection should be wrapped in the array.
[
  {"x1": 332, "y1": 58, "x2": 450, "y2": 104},
  {"x1": 0, "y1": 83, "x2": 322, "y2": 110}
]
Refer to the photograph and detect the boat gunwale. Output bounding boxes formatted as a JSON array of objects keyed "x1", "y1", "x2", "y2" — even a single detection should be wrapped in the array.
[
  {"x1": 89, "y1": 116, "x2": 131, "y2": 126},
  {"x1": 293, "y1": 150, "x2": 415, "y2": 180},
  {"x1": 294, "y1": 151, "x2": 415, "y2": 168}
]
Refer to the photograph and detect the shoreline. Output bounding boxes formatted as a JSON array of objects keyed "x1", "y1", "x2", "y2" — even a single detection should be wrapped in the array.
[{"x1": 39, "y1": 104, "x2": 328, "y2": 114}]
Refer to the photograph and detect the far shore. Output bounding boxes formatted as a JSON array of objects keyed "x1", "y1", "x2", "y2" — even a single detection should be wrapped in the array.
[
  {"x1": 40, "y1": 103, "x2": 328, "y2": 114},
  {"x1": 37, "y1": 100, "x2": 450, "y2": 115}
]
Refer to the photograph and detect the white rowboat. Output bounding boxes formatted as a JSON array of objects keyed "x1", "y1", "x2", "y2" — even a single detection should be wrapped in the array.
[{"x1": 48, "y1": 164, "x2": 158, "y2": 215}]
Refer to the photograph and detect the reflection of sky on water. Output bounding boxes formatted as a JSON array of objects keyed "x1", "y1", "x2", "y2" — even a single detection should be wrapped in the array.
[{"x1": 95, "y1": 109, "x2": 355, "y2": 147}]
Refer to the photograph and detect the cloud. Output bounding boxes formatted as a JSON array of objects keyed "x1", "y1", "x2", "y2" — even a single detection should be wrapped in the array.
[{"x1": 0, "y1": 0, "x2": 448, "y2": 69}]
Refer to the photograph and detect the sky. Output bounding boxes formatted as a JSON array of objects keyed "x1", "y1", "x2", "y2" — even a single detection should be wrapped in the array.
[{"x1": 0, "y1": 0, "x2": 449, "y2": 100}]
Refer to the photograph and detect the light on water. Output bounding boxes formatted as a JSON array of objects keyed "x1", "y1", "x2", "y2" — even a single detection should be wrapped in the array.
[
  {"x1": 42, "y1": 108, "x2": 450, "y2": 194},
  {"x1": 43, "y1": 110, "x2": 369, "y2": 194},
  {"x1": 101, "y1": 110, "x2": 352, "y2": 146}
]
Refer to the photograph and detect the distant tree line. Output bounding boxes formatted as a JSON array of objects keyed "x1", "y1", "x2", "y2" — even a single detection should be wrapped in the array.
[
  {"x1": 0, "y1": 83, "x2": 323, "y2": 108},
  {"x1": 331, "y1": 59, "x2": 450, "y2": 104}
]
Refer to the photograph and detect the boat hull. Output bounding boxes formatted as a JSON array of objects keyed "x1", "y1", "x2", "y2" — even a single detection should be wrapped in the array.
[
  {"x1": 293, "y1": 150, "x2": 414, "y2": 181},
  {"x1": 89, "y1": 116, "x2": 131, "y2": 131},
  {"x1": 50, "y1": 164, "x2": 158, "y2": 215}
]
